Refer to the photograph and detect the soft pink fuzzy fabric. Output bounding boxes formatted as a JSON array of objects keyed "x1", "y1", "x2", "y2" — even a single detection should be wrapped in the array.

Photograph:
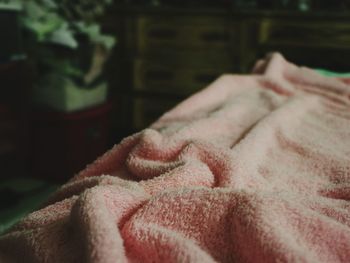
[{"x1": 1, "y1": 53, "x2": 350, "y2": 263}]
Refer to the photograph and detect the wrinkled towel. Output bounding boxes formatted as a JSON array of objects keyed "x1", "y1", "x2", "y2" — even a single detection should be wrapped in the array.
[{"x1": 1, "y1": 53, "x2": 350, "y2": 263}]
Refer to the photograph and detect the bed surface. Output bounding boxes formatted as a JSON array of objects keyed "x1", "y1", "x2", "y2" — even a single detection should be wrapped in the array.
[{"x1": 1, "y1": 53, "x2": 350, "y2": 263}]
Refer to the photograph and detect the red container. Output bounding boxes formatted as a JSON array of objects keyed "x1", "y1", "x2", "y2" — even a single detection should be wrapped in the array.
[{"x1": 30, "y1": 103, "x2": 112, "y2": 182}]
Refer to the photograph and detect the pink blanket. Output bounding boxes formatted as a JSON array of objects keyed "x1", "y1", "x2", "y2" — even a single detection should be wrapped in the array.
[{"x1": 1, "y1": 53, "x2": 350, "y2": 263}]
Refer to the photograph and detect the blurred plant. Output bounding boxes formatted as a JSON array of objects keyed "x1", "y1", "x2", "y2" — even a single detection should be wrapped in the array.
[
  {"x1": 21, "y1": 0, "x2": 115, "y2": 49},
  {"x1": 15, "y1": 0, "x2": 116, "y2": 87},
  {"x1": 57, "y1": 0, "x2": 113, "y2": 22}
]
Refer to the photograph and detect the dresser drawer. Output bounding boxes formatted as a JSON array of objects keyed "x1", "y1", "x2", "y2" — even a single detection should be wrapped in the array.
[
  {"x1": 133, "y1": 97, "x2": 179, "y2": 131},
  {"x1": 130, "y1": 15, "x2": 232, "y2": 53},
  {"x1": 133, "y1": 59, "x2": 233, "y2": 95},
  {"x1": 259, "y1": 19, "x2": 350, "y2": 48}
]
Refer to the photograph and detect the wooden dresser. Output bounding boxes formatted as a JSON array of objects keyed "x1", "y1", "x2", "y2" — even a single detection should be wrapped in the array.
[
  {"x1": 255, "y1": 11, "x2": 350, "y2": 69},
  {"x1": 104, "y1": 6, "x2": 350, "y2": 137}
]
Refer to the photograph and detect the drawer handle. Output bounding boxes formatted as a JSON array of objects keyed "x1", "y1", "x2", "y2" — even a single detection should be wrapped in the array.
[
  {"x1": 194, "y1": 73, "x2": 218, "y2": 84},
  {"x1": 148, "y1": 29, "x2": 177, "y2": 39},
  {"x1": 200, "y1": 32, "x2": 229, "y2": 43},
  {"x1": 145, "y1": 70, "x2": 174, "y2": 81}
]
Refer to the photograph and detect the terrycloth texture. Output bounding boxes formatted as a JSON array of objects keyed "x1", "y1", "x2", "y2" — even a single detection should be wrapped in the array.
[{"x1": 1, "y1": 53, "x2": 350, "y2": 263}]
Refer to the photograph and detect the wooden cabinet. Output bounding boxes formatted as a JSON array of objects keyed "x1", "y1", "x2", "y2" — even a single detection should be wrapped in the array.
[
  {"x1": 115, "y1": 8, "x2": 240, "y2": 132},
  {"x1": 132, "y1": 16, "x2": 231, "y2": 52},
  {"x1": 132, "y1": 58, "x2": 231, "y2": 95},
  {"x1": 109, "y1": 6, "x2": 350, "y2": 134},
  {"x1": 259, "y1": 19, "x2": 350, "y2": 49},
  {"x1": 256, "y1": 13, "x2": 350, "y2": 70}
]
